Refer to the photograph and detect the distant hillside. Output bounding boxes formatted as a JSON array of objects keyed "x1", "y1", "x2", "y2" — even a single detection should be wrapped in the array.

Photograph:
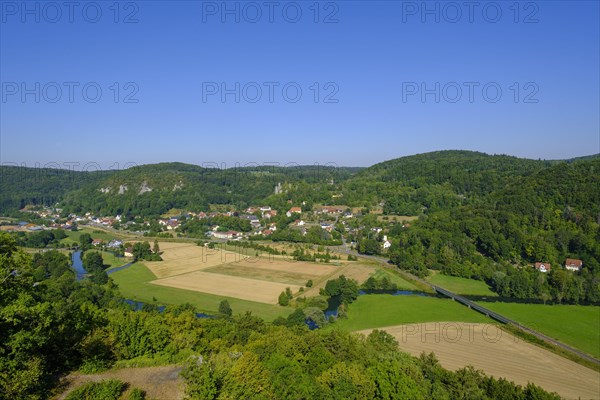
[
  {"x1": 0, "y1": 166, "x2": 108, "y2": 212},
  {"x1": 0, "y1": 150, "x2": 597, "y2": 217},
  {"x1": 0, "y1": 162, "x2": 362, "y2": 216},
  {"x1": 339, "y1": 150, "x2": 557, "y2": 214},
  {"x1": 352, "y1": 150, "x2": 551, "y2": 192},
  {"x1": 386, "y1": 157, "x2": 600, "y2": 287}
]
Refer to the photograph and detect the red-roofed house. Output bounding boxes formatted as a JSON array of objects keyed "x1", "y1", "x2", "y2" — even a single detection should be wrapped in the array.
[
  {"x1": 286, "y1": 207, "x2": 302, "y2": 217},
  {"x1": 533, "y1": 262, "x2": 551, "y2": 273},
  {"x1": 316, "y1": 206, "x2": 345, "y2": 214},
  {"x1": 565, "y1": 258, "x2": 583, "y2": 272}
]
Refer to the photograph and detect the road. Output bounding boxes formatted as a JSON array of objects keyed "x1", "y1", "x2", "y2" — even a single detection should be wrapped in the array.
[{"x1": 331, "y1": 245, "x2": 600, "y2": 366}]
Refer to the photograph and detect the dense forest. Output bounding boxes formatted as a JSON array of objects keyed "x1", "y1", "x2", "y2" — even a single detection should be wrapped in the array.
[
  {"x1": 0, "y1": 234, "x2": 561, "y2": 399},
  {"x1": 382, "y1": 157, "x2": 600, "y2": 303}
]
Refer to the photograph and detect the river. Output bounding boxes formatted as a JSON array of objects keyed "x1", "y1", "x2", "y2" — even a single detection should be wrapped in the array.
[{"x1": 71, "y1": 250, "x2": 86, "y2": 281}]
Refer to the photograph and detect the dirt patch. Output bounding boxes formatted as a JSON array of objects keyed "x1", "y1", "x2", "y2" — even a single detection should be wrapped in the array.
[
  {"x1": 152, "y1": 271, "x2": 302, "y2": 304},
  {"x1": 357, "y1": 323, "x2": 600, "y2": 400},
  {"x1": 55, "y1": 365, "x2": 184, "y2": 400}
]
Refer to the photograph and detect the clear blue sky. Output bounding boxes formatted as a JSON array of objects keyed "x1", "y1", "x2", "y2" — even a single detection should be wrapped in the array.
[{"x1": 1, "y1": 0, "x2": 599, "y2": 169}]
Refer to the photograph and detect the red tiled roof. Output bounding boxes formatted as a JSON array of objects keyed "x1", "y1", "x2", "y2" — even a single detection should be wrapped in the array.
[{"x1": 565, "y1": 259, "x2": 583, "y2": 268}]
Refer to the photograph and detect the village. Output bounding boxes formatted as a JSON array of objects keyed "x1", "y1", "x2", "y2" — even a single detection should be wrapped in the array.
[{"x1": 0, "y1": 203, "x2": 586, "y2": 274}]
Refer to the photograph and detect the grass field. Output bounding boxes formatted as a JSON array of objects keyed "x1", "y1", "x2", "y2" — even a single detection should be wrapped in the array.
[
  {"x1": 358, "y1": 323, "x2": 600, "y2": 400},
  {"x1": 59, "y1": 226, "x2": 126, "y2": 245},
  {"x1": 110, "y1": 262, "x2": 292, "y2": 321},
  {"x1": 334, "y1": 295, "x2": 490, "y2": 331},
  {"x1": 427, "y1": 272, "x2": 497, "y2": 296},
  {"x1": 482, "y1": 302, "x2": 600, "y2": 358},
  {"x1": 370, "y1": 268, "x2": 418, "y2": 290},
  {"x1": 98, "y1": 251, "x2": 131, "y2": 270}
]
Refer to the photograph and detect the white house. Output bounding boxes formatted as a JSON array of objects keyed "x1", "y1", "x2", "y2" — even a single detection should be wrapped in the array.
[
  {"x1": 212, "y1": 231, "x2": 240, "y2": 240},
  {"x1": 533, "y1": 262, "x2": 551, "y2": 273},
  {"x1": 382, "y1": 235, "x2": 391, "y2": 249}
]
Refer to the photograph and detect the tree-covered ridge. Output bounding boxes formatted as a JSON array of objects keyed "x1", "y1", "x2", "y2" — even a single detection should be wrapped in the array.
[
  {"x1": 386, "y1": 159, "x2": 600, "y2": 302},
  {"x1": 354, "y1": 150, "x2": 550, "y2": 188},
  {"x1": 0, "y1": 166, "x2": 109, "y2": 212},
  {"x1": 0, "y1": 162, "x2": 361, "y2": 216},
  {"x1": 339, "y1": 150, "x2": 559, "y2": 213},
  {"x1": 1, "y1": 151, "x2": 597, "y2": 217}
]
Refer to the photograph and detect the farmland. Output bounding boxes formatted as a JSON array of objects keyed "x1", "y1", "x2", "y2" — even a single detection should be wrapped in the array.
[
  {"x1": 109, "y1": 262, "x2": 291, "y2": 321},
  {"x1": 358, "y1": 323, "x2": 600, "y2": 400},
  {"x1": 110, "y1": 240, "x2": 379, "y2": 318},
  {"x1": 152, "y1": 270, "x2": 303, "y2": 304},
  {"x1": 482, "y1": 302, "x2": 600, "y2": 358},
  {"x1": 333, "y1": 294, "x2": 490, "y2": 331},
  {"x1": 427, "y1": 272, "x2": 497, "y2": 296}
]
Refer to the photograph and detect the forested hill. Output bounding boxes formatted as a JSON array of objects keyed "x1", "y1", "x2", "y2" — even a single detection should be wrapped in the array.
[
  {"x1": 0, "y1": 166, "x2": 109, "y2": 212},
  {"x1": 352, "y1": 150, "x2": 551, "y2": 191},
  {"x1": 0, "y1": 162, "x2": 361, "y2": 216},
  {"x1": 0, "y1": 151, "x2": 597, "y2": 217},
  {"x1": 340, "y1": 151, "x2": 598, "y2": 215},
  {"x1": 386, "y1": 158, "x2": 600, "y2": 302}
]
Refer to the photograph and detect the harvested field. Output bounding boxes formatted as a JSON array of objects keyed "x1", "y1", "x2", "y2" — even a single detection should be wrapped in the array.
[
  {"x1": 125, "y1": 241, "x2": 374, "y2": 304},
  {"x1": 152, "y1": 271, "x2": 302, "y2": 304},
  {"x1": 204, "y1": 264, "x2": 323, "y2": 286},
  {"x1": 55, "y1": 365, "x2": 184, "y2": 400},
  {"x1": 231, "y1": 258, "x2": 340, "y2": 276},
  {"x1": 358, "y1": 323, "x2": 600, "y2": 400},
  {"x1": 144, "y1": 242, "x2": 244, "y2": 278}
]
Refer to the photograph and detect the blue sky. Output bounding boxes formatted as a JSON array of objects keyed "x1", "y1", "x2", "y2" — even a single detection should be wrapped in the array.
[{"x1": 1, "y1": 0, "x2": 599, "y2": 168}]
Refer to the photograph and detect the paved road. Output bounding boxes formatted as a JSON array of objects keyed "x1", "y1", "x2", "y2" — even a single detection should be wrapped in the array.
[{"x1": 331, "y1": 246, "x2": 600, "y2": 366}]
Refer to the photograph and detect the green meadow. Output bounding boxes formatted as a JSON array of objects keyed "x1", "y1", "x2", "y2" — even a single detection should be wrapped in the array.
[
  {"x1": 427, "y1": 273, "x2": 497, "y2": 296},
  {"x1": 483, "y1": 302, "x2": 600, "y2": 358},
  {"x1": 370, "y1": 268, "x2": 418, "y2": 290},
  {"x1": 334, "y1": 294, "x2": 490, "y2": 332}
]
